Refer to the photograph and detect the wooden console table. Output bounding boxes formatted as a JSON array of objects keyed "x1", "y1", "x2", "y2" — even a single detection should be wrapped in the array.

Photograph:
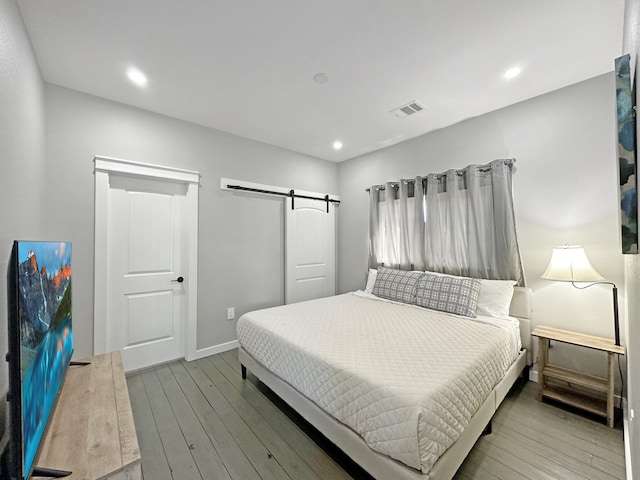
[
  {"x1": 531, "y1": 325, "x2": 625, "y2": 428},
  {"x1": 36, "y1": 351, "x2": 141, "y2": 479}
]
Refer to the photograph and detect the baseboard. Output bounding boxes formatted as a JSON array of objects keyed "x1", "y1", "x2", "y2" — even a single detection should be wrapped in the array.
[
  {"x1": 188, "y1": 340, "x2": 239, "y2": 361},
  {"x1": 623, "y1": 397, "x2": 633, "y2": 480}
]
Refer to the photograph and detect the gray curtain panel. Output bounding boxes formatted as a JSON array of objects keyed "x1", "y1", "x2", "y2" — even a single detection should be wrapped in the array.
[{"x1": 368, "y1": 159, "x2": 525, "y2": 286}]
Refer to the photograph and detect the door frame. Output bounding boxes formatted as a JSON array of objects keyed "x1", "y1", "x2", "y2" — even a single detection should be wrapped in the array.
[{"x1": 93, "y1": 155, "x2": 200, "y2": 362}]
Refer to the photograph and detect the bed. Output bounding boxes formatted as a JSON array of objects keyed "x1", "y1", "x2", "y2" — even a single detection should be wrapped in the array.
[{"x1": 237, "y1": 271, "x2": 532, "y2": 480}]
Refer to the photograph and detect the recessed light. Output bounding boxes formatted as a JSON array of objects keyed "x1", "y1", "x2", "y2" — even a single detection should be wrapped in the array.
[
  {"x1": 332, "y1": 141, "x2": 343, "y2": 150},
  {"x1": 504, "y1": 67, "x2": 521, "y2": 79},
  {"x1": 127, "y1": 67, "x2": 148, "y2": 87}
]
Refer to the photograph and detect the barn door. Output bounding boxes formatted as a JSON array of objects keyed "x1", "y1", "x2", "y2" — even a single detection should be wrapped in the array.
[{"x1": 285, "y1": 197, "x2": 336, "y2": 304}]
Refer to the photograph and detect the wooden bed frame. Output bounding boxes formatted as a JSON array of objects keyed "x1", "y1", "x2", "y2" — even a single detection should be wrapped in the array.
[{"x1": 239, "y1": 287, "x2": 533, "y2": 480}]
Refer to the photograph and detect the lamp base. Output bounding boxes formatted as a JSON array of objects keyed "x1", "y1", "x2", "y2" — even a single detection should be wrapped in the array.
[{"x1": 613, "y1": 285, "x2": 620, "y2": 346}]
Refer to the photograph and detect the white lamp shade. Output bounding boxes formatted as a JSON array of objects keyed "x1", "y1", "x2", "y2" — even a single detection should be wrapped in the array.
[{"x1": 541, "y1": 245, "x2": 605, "y2": 282}]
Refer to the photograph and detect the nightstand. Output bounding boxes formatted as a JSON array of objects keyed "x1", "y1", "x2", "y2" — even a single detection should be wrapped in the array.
[{"x1": 531, "y1": 325, "x2": 625, "y2": 427}]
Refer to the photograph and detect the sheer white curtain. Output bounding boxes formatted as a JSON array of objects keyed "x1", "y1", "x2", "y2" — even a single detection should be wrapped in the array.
[
  {"x1": 368, "y1": 159, "x2": 525, "y2": 285},
  {"x1": 369, "y1": 181, "x2": 419, "y2": 271}
]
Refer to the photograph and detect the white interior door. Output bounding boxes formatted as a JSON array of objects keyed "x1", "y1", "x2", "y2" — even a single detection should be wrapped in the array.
[
  {"x1": 106, "y1": 174, "x2": 186, "y2": 371},
  {"x1": 285, "y1": 197, "x2": 336, "y2": 304}
]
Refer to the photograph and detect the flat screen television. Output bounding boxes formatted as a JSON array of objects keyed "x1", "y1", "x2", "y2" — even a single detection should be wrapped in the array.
[{"x1": 3, "y1": 241, "x2": 73, "y2": 480}]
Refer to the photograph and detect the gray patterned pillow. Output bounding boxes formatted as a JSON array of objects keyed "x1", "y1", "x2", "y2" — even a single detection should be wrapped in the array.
[
  {"x1": 415, "y1": 273, "x2": 481, "y2": 317},
  {"x1": 372, "y1": 267, "x2": 423, "y2": 304}
]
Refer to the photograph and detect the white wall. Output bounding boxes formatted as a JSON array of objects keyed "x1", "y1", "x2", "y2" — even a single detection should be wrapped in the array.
[
  {"x1": 44, "y1": 84, "x2": 338, "y2": 358},
  {"x1": 338, "y1": 73, "x2": 624, "y2": 381},
  {"x1": 0, "y1": 0, "x2": 47, "y2": 456},
  {"x1": 623, "y1": 0, "x2": 639, "y2": 476}
]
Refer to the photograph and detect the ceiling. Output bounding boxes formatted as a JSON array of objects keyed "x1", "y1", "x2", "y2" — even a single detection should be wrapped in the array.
[{"x1": 18, "y1": 0, "x2": 624, "y2": 162}]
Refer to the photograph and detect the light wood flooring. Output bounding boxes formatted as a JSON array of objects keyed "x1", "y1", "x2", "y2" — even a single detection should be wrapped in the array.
[{"x1": 126, "y1": 349, "x2": 626, "y2": 480}]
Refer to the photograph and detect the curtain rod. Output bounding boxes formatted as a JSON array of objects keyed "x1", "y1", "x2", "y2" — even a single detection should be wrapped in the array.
[
  {"x1": 226, "y1": 184, "x2": 340, "y2": 212},
  {"x1": 365, "y1": 158, "x2": 516, "y2": 192}
]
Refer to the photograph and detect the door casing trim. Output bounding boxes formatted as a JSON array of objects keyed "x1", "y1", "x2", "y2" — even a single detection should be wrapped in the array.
[{"x1": 93, "y1": 155, "x2": 200, "y2": 362}]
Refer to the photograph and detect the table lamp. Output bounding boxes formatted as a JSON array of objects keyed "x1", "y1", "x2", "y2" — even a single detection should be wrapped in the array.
[{"x1": 541, "y1": 245, "x2": 620, "y2": 345}]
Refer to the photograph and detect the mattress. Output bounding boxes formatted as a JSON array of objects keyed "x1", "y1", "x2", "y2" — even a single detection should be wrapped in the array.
[{"x1": 236, "y1": 292, "x2": 520, "y2": 474}]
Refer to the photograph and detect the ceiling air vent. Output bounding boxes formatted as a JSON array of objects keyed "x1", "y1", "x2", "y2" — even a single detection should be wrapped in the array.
[{"x1": 391, "y1": 100, "x2": 425, "y2": 118}]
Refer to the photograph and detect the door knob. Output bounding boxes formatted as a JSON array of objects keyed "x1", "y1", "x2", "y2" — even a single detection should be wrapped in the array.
[{"x1": 171, "y1": 276, "x2": 184, "y2": 283}]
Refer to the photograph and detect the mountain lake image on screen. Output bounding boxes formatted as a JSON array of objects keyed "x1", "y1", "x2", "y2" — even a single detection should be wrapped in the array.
[{"x1": 16, "y1": 241, "x2": 73, "y2": 478}]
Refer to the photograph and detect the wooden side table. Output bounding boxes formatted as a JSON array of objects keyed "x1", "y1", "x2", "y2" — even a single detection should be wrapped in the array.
[{"x1": 531, "y1": 325, "x2": 625, "y2": 428}]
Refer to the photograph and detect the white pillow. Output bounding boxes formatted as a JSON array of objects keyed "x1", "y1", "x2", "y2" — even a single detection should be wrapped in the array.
[
  {"x1": 477, "y1": 279, "x2": 517, "y2": 318},
  {"x1": 365, "y1": 268, "x2": 377, "y2": 293},
  {"x1": 423, "y1": 270, "x2": 516, "y2": 318}
]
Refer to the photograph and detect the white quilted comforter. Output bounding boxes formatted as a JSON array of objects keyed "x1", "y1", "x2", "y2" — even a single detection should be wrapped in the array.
[{"x1": 236, "y1": 292, "x2": 519, "y2": 474}]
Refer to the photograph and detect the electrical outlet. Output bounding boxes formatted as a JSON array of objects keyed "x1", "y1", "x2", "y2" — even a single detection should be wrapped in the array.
[{"x1": 227, "y1": 307, "x2": 235, "y2": 320}]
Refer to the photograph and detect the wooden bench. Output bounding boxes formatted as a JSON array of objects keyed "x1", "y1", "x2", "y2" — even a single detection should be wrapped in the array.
[{"x1": 36, "y1": 351, "x2": 141, "y2": 479}]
